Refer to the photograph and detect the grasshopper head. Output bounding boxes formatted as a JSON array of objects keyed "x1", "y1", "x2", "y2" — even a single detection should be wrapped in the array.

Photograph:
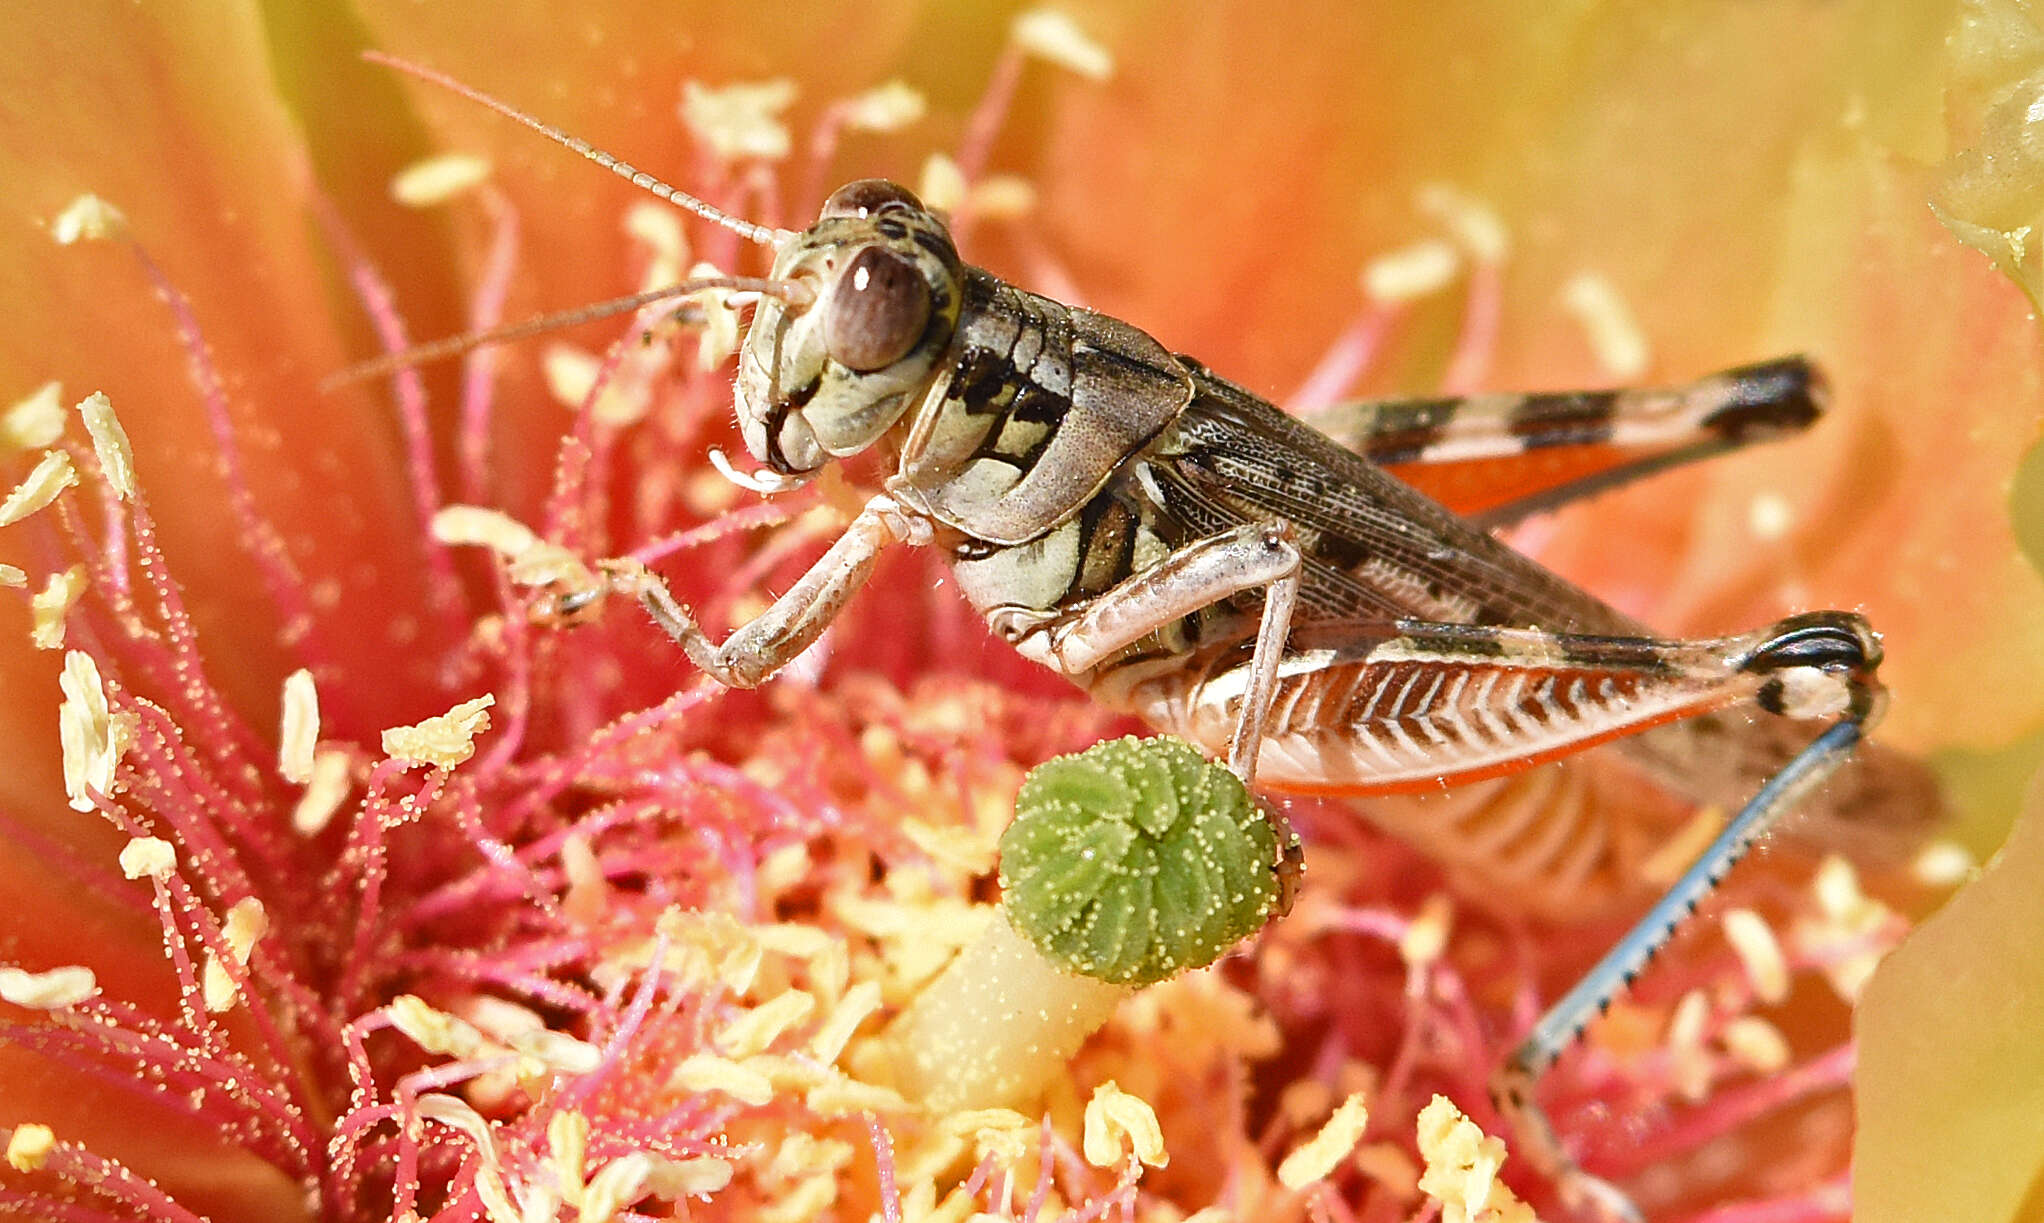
[{"x1": 738, "y1": 180, "x2": 963, "y2": 476}]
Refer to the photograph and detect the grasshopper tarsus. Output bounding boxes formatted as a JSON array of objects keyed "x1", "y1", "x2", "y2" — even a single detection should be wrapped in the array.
[{"x1": 1488, "y1": 1062, "x2": 1646, "y2": 1223}]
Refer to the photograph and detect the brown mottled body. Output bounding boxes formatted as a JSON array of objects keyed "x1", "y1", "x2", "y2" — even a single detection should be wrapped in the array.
[{"x1": 923, "y1": 291, "x2": 1900, "y2": 913}]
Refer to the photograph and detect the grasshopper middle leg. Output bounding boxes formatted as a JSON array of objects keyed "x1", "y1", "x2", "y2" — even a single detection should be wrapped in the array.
[{"x1": 1018, "y1": 521, "x2": 1303, "y2": 786}]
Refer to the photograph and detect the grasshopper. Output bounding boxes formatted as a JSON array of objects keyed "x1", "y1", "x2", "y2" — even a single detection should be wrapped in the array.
[{"x1": 365, "y1": 54, "x2": 1921, "y2": 1221}]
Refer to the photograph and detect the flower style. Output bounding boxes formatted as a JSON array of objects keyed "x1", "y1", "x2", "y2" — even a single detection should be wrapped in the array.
[{"x1": 2, "y1": 5, "x2": 2042, "y2": 1223}]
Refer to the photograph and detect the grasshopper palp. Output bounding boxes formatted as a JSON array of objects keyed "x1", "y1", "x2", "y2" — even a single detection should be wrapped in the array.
[{"x1": 364, "y1": 53, "x2": 1932, "y2": 1222}]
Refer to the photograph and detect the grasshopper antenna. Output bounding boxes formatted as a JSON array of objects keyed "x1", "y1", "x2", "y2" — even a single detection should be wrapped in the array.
[
  {"x1": 321, "y1": 274, "x2": 812, "y2": 390},
  {"x1": 363, "y1": 50, "x2": 794, "y2": 248}
]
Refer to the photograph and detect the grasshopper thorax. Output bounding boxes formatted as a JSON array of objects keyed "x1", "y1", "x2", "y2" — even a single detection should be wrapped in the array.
[{"x1": 739, "y1": 180, "x2": 964, "y2": 476}]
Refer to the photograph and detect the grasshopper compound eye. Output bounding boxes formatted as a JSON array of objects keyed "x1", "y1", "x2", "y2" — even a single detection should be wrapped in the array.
[
  {"x1": 825, "y1": 246, "x2": 932, "y2": 372},
  {"x1": 820, "y1": 178, "x2": 924, "y2": 219}
]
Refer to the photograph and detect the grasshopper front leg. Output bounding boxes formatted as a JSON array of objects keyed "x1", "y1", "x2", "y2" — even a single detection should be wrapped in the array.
[{"x1": 602, "y1": 492, "x2": 922, "y2": 688}]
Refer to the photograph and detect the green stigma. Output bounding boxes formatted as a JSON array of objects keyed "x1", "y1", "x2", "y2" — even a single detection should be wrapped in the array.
[{"x1": 999, "y1": 736, "x2": 1282, "y2": 987}]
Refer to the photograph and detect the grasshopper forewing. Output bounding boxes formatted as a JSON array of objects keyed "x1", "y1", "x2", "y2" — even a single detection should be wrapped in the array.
[{"x1": 368, "y1": 55, "x2": 1916, "y2": 1222}]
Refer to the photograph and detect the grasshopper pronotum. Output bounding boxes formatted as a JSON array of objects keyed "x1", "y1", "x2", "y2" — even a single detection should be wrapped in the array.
[{"x1": 363, "y1": 53, "x2": 1924, "y2": 1221}]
